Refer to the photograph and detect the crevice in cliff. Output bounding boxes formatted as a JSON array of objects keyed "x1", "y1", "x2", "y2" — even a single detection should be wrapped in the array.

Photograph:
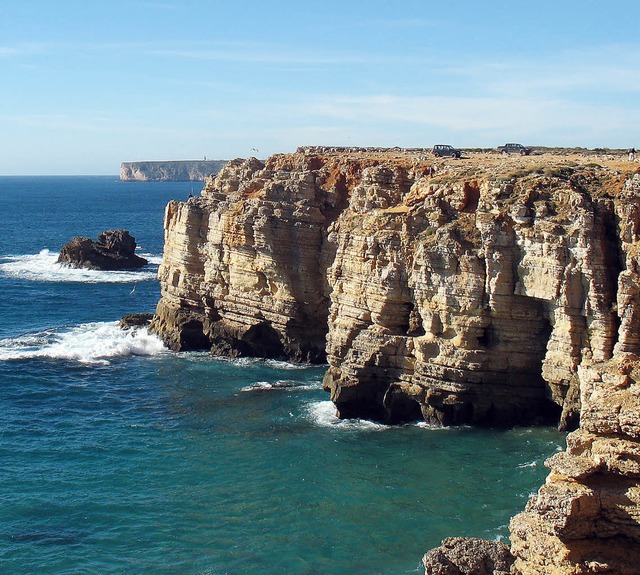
[
  {"x1": 599, "y1": 200, "x2": 625, "y2": 352},
  {"x1": 406, "y1": 303, "x2": 426, "y2": 337}
]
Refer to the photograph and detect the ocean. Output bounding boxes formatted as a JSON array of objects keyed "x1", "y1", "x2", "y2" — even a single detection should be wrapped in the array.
[{"x1": 0, "y1": 176, "x2": 564, "y2": 575}]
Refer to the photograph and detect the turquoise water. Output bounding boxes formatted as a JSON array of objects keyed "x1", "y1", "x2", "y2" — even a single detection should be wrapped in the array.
[{"x1": 0, "y1": 177, "x2": 564, "y2": 574}]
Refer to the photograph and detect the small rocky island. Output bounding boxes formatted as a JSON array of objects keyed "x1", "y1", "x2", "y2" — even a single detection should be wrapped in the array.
[{"x1": 58, "y1": 229, "x2": 148, "y2": 270}]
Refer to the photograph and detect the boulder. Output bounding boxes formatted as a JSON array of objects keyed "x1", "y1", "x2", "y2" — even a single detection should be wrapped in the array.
[
  {"x1": 422, "y1": 537, "x2": 514, "y2": 575},
  {"x1": 58, "y1": 230, "x2": 148, "y2": 270},
  {"x1": 119, "y1": 313, "x2": 154, "y2": 330}
]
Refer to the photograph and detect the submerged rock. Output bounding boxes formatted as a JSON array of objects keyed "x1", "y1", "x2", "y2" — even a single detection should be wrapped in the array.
[{"x1": 58, "y1": 229, "x2": 148, "y2": 270}]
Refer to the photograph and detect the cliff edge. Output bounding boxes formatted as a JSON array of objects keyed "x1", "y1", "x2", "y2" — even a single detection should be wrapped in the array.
[{"x1": 149, "y1": 146, "x2": 640, "y2": 573}]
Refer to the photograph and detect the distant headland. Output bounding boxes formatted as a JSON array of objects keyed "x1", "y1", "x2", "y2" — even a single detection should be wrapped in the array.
[{"x1": 120, "y1": 160, "x2": 227, "y2": 181}]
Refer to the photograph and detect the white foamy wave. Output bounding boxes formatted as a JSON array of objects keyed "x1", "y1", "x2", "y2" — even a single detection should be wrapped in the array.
[
  {"x1": 306, "y1": 401, "x2": 452, "y2": 431},
  {"x1": 0, "y1": 322, "x2": 167, "y2": 365},
  {"x1": 517, "y1": 460, "x2": 538, "y2": 469},
  {"x1": 212, "y1": 355, "x2": 318, "y2": 371},
  {"x1": 0, "y1": 250, "x2": 158, "y2": 283},
  {"x1": 305, "y1": 400, "x2": 389, "y2": 431},
  {"x1": 239, "y1": 379, "x2": 319, "y2": 393},
  {"x1": 140, "y1": 253, "x2": 163, "y2": 265},
  {"x1": 414, "y1": 419, "x2": 465, "y2": 430}
]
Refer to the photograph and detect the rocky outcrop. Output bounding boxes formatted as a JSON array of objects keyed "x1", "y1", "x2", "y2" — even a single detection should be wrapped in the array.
[
  {"x1": 149, "y1": 149, "x2": 640, "y2": 574},
  {"x1": 120, "y1": 313, "x2": 154, "y2": 329},
  {"x1": 150, "y1": 156, "x2": 345, "y2": 357},
  {"x1": 508, "y1": 358, "x2": 640, "y2": 575},
  {"x1": 150, "y1": 151, "x2": 640, "y2": 428},
  {"x1": 58, "y1": 229, "x2": 148, "y2": 270},
  {"x1": 507, "y1": 176, "x2": 640, "y2": 574},
  {"x1": 120, "y1": 160, "x2": 227, "y2": 181},
  {"x1": 422, "y1": 537, "x2": 514, "y2": 575}
]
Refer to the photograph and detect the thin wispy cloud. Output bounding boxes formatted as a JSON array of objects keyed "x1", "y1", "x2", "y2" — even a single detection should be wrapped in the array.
[
  {"x1": 305, "y1": 93, "x2": 640, "y2": 145},
  {"x1": 0, "y1": 43, "x2": 49, "y2": 57},
  {"x1": 439, "y1": 43, "x2": 640, "y2": 99},
  {"x1": 357, "y1": 18, "x2": 437, "y2": 29},
  {"x1": 148, "y1": 46, "x2": 371, "y2": 66}
]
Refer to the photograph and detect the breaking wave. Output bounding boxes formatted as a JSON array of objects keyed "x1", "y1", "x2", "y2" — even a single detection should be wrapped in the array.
[
  {"x1": 0, "y1": 321, "x2": 167, "y2": 365},
  {"x1": 211, "y1": 355, "x2": 317, "y2": 370},
  {"x1": 140, "y1": 253, "x2": 163, "y2": 265},
  {"x1": 305, "y1": 400, "x2": 452, "y2": 431},
  {"x1": 305, "y1": 400, "x2": 389, "y2": 431},
  {"x1": 239, "y1": 380, "x2": 319, "y2": 393},
  {"x1": 0, "y1": 249, "x2": 158, "y2": 283}
]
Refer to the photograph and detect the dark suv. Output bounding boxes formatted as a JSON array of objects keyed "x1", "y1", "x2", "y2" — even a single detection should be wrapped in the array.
[
  {"x1": 432, "y1": 144, "x2": 462, "y2": 158},
  {"x1": 497, "y1": 143, "x2": 532, "y2": 156}
]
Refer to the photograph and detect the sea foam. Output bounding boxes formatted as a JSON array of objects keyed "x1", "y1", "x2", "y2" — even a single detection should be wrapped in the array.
[
  {"x1": 0, "y1": 321, "x2": 167, "y2": 365},
  {"x1": 0, "y1": 249, "x2": 158, "y2": 283},
  {"x1": 306, "y1": 400, "x2": 450, "y2": 431},
  {"x1": 306, "y1": 400, "x2": 389, "y2": 431},
  {"x1": 239, "y1": 379, "x2": 319, "y2": 393}
]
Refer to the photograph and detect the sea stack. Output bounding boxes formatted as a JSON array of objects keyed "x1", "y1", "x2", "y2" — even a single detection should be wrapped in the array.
[{"x1": 58, "y1": 229, "x2": 148, "y2": 271}]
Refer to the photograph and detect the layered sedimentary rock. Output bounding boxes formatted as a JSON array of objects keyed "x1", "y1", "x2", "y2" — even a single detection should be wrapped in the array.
[
  {"x1": 120, "y1": 160, "x2": 227, "y2": 181},
  {"x1": 150, "y1": 155, "x2": 345, "y2": 358},
  {"x1": 507, "y1": 175, "x2": 640, "y2": 575},
  {"x1": 150, "y1": 148, "x2": 640, "y2": 574},
  {"x1": 151, "y1": 149, "x2": 637, "y2": 429}
]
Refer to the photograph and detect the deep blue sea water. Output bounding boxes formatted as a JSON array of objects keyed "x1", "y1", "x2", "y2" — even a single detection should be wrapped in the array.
[{"x1": 0, "y1": 176, "x2": 565, "y2": 575}]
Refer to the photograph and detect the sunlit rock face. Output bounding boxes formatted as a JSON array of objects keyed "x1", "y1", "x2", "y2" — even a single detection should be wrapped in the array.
[
  {"x1": 509, "y1": 175, "x2": 640, "y2": 575},
  {"x1": 150, "y1": 147, "x2": 640, "y2": 574},
  {"x1": 151, "y1": 149, "x2": 638, "y2": 431},
  {"x1": 150, "y1": 154, "x2": 347, "y2": 360}
]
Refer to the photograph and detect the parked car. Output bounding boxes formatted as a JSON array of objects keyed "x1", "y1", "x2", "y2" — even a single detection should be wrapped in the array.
[
  {"x1": 432, "y1": 144, "x2": 462, "y2": 158},
  {"x1": 497, "y1": 143, "x2": 532, "y2": 156}
]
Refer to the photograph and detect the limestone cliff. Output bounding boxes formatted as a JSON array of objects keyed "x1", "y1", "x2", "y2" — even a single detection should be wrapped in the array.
[
  {"x1": 120, "y1": 160, "x2": 227, "y2": 181},
  {"x1": 149, "y1": 147, "x2": 640, "y2": 574}
]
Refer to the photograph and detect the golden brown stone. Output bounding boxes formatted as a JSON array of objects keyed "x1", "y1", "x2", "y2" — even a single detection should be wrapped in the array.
[{"x1": 148, "y1": 147, "x2": 640, "y2": 574}]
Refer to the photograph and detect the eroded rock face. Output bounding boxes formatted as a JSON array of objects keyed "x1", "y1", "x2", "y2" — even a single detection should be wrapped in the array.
[
  {"x1": 507, "y1": 178, "x2": 640, "y2": 575},
  {"x1": 58, "y1": 229, "x2": 148, "y2": 270},
  {"x1": 323, "y1": 166, "x2": 629, "y2": 429},
  {"x1": 150, "y1": 149, "x2": 640, "y2": 574},
  {"x1": 151, "y1": 152, "x2": 639, "y2": 429},
  {"x1": 150, "y1": 155, "x2": 350, "y2": 358}
]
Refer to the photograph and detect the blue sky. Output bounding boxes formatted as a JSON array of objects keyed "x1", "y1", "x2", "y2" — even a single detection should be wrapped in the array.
[{"x1": 1, "y1": 0, "x2": 639, "y2": 174}]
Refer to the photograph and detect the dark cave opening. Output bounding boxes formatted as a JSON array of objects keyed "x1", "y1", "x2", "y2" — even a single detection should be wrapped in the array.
[
  {"x1": 240, "y1": 322, "x2": 286, "y2": 359},
  {"x1": 179, "y1": 319, "x2": 212, "y2": 350}
]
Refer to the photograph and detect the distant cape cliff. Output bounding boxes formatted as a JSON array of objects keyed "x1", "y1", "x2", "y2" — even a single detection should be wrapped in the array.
[{"x1": 120, "y1": 160, "x2": 227, "y2": 181}]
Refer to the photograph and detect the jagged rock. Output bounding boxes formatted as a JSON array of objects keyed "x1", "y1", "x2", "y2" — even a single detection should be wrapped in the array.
[
  {"x1": 119, "y1": 313, "x2": 154, "y2": 329},
  {"x1": 58, "y1": 230, "x2": 148, "y2": 270},
  {"x1": 422, "y1": 537, "x2": 514, "y2": 575}
]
